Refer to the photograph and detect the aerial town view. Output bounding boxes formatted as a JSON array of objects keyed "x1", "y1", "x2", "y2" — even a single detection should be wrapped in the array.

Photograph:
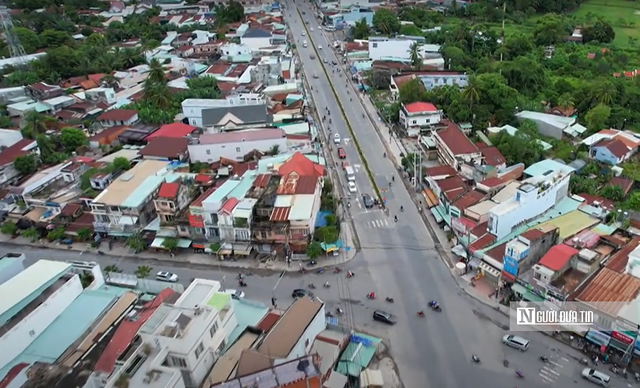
[{"x1": 0, "y1": 0, "x2": 639, "y2": 387}]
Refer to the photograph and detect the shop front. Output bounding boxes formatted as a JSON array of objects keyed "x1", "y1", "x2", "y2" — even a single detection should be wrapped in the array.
[
  {"x1": 585, "y1": 326, "x2": 612, "y2": 349},
  {"x1": 609, "y1": 331, "x2": 636, "y2": 364},
  {"x1": 631, "y1": 336, "x2": 640, "y2": 368}
]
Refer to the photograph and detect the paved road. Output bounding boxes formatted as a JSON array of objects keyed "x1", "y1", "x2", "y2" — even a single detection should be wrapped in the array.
[{"x1": 283, "y1": 3, "x2": 628, "y2": 388}]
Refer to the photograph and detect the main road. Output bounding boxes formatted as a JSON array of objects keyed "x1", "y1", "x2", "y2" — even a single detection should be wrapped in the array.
[{"x1": 282, "y1": 2, "x2": 608, "y2": 388}]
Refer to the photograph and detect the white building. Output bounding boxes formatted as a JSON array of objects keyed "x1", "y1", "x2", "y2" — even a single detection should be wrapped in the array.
[
  {"x1": 399, "y1": 101, "x2": 442, "y2": 136},
  {"x1": 368, "y1": 36, "x2": 440, "y2": 61},
  {"x1": 487, "y1": 160, "x2": 575, "y2": 240},
  {"x1": 0, "y1": 260, "x2": 76, "y2": 371},
  {"x1": 240, "y1": 28, "x2": 273, "y2": 51},
  {"x1": 181, "y1": 95, "x2": 263, "y2": 128},
  {"x1": 85, "y1": 87, "x2": 117, "y2": 105},
  {"x1": 104, "y1": 279, "x2": 234, "y2": 388},
  {"x1": 218, "y1": 197, "x2": 256, "y2": 242},
  {"x1": 188, "y1": 128, "x2": 287, "y2": 163}
]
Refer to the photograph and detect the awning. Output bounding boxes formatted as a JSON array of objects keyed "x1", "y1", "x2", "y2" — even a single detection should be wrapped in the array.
[
  {"x1": 143, "y1": 217, "x2": 161, "y2": 231},
  {"x1": 478, "y1": 261, "x2": 501, "y2": 278},
  {"x1": 218, "y1": 242, "x2": 253, "y2": 256},
  {"x1": 512, "y1": 283, "x2": 545, "y2": 302},
  {"x1": 360, "y1": 369, "x2": 383, "y2": 387},
  {"x1": 156, "y1": 228, "x2": 177, "y2": 237},
  {"x1": 430, "y1": 207, "x2": 444, "y2": 223},
  {"x1": 586, "y1": 329, "x2": 611, "y2": 347},
  {"x1": 451, "y1": 244, "x2": 467, "y2": 259},
  {"x1": 321, "y1": 240, "x2": 344, "y2": 252},
  {"x1": 118, "y1": 216, "x2": 138, "y2": 226},
  {"x1": 151, "y1": 237, "x2": 192, "y2": 249}
]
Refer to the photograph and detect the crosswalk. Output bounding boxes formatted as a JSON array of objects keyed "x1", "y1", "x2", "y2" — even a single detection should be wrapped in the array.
[
  {"x1": 539, "y1": 356, "x2": 570, "y2": 384},
  {"x1": 363, "y1": 219, "x2": 391, "y2": 229}
]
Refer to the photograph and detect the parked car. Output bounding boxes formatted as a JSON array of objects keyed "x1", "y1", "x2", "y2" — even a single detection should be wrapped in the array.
[
  {"x1": 342, "y1": 161, "x2": 349, "y2": 169},
  {"x1": 348, "y1": 181, "x2": 357, "y2": 193},
  {"x1": 156, "y1": 271, "x2": 179, "y2": 282},
  {"x1": 223, "y1": 289, "x2": 245, "y2": 299}
]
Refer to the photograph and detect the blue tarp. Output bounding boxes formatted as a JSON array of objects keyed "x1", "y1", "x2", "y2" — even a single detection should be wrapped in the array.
[
  {"x1": 320, "y1": 240, "x2": 344, "y2": 252},
  {"x1": 315, "y1": 211, "x2": 332, "y2": 227}
]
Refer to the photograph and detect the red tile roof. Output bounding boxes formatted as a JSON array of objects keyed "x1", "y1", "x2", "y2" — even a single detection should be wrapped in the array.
[
  {"x1": 277, "y1": 174, "x2": 317, "y2": 195},
  {"x1": 220, "y1": 197, "x2": 239, "y2": 214},
  {"x1": 594, "y1": 138, "x2": 629, "y2": 158},
  {"x1": 191, "y1": 186, "x2": 216, "y2": 207},
  {"x1": 94, "y1": 289, "x2": 175, "y2": 374},
  {"x1": 158, "y1": 182, "x2": 180, "y2": 198},
  {"x1": 606, "y1": 238, "x2": 640, "y2": 273},
  {"x1": 0, "y1": 139, "x2": 35, "y2": 166},
  {"x1": 97, "y1": 109, "x2": 138, "y2": 122},
  {"x1": 539, "y1": 244, "x2": 578, "y2": 271},
  {"x1": 478, "y1": 177, "x2": 505, "y2": 188},
  {"x1": 146, "y1": 123, "x2": 196, "y2": 140},
  {"x1": 480, "y1": 146, "x2": 506, "y2": 167},
  {"x1": 469, "y1": 233, "x2": 496, "y2": 253},
  {"x1": 436, "y1": 175, "x2": 466, "y2": 192},
  {"x1": 256, "y1": 311, "x2": 281, "y2": 332},
  {"x1": 195, "y1": 174, "x2": 214, "y2": 184},
  {"x1": 253, "y1": 174, "x2": 271, "y2": 188},
  {"x1": 485, "y1": 242, "x2": 507, "y2": 263},
  {"x1": 469, "y1": 222, "x2": 487, "y2": 237},
  {"x1": 425, "y1": 165, "x2": 457, "y2": 177},
  {"x1": 404, "y1": 102, "x2": 438, "y2": 113},
  {"x1": 576, "y1": 193, "x2": 615, "y2": 210},
  {"x1": 270, "y1": 207, "x2": 290, "y2": 221},
  {"x1": 277, "y1": 152, "x2": 324, "y2": 177},
  {"x1": 139, "y1": 137, "x2": 188, "y2": 159},
  {"x1": 436, "y1": 121, "x2": 478, "y2": 155},
  {"x1": 574, "y1": 268, "x2": 640, "y2": 314},
  {"x1": 521, "y1": 229, "x2": 545, "y2": 241},
  {"x1": 60, "y1": 203, "x2": 82, "y2": 217},
  {"x1": 452, "y1": 190, "x2": 484, "y2": 210}
]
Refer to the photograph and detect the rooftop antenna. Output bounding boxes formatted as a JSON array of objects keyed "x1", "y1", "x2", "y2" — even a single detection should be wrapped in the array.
[{"x1": 0, "y1": 5, "x2": 29, "y2": 70}]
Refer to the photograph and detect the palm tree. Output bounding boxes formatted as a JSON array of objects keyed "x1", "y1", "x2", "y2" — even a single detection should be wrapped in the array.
[
  {"x1": 146, "y1": 58, "x2": 167, "y2": 85},
  {"x1": 21, "y1": 226, "x2": 39, "y2": 241},
  {"x1": 21, "y1": 112, "x2": 55, "y2": 139},
  {"x1": 134, "y1": 265, "x2": 153, "y2": 279},
  {"x1": 408, "y1": 42, "x2": 422, "y2": 70},
  {"x1": 557, "y1": 93, "x2": 574, "y2": 112},
  {"x1": 143, "y1": 82, "x2": 172, "y2": 110},
  {"x1": 461, "y1": 76, "x2": 481, "y2": 111},
  {"x1": 104, "y1": 265, "x2": 122, "y2": 273},
  {"x1": 598, "y1": 83, "x2": 616, "y2": 106},
  {"x1": 36, "y1": 135, "x2": 55, "y2": 160}
]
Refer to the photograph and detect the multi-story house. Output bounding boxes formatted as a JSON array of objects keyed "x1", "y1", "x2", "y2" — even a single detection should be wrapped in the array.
[
  {"x1": 181, "y1": 95, "x2": 264, "y2": 129},
  {"x1": 154, "y1": 178, "x2": 196, "y2": 238},
  {"x1": 217, "y1": 197, "x2": 256, "y2": 242},
  {"x1": 487, "y1": 160, "x2": 575, "y2": 240},
  {"x1": 434, "y1": 121, "x2": 482, "y2": 170},
  {"x1": 399, "y1": 101, "x2": 442, "y2": 137},
  {"x1": 90, "y1": 160, "x2": 170, "y2": 236}
]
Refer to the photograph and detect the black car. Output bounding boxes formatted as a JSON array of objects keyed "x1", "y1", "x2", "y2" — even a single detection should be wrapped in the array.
[
  {"x1": 373, "y1": 310, "x2": 397, "y2": 325},
  {"x1": 292, "y1": 289, "x2": 313, "y2": 298},
  {"x1": 362, "y1": 194, "x2": 375, "y2": 208}
]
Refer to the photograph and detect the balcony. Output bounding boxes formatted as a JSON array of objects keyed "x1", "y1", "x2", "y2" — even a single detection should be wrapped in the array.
[{"x1": 233, "y1": 217, "x2": 249, "y2": 228}]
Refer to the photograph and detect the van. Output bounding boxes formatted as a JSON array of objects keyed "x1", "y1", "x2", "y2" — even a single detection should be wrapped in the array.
[
  {"x1": 345, "y1": 166, "x2": 355, "y2": 181},
  {"x1": 303, "y1": 40, "x2": 308, "y2": 48},
  {"x1": 582, "y1": 368, "x2": 611, "y2": 387},
  {"x1": 501, "y1": 335, "x2": 530, "y2": 351}
]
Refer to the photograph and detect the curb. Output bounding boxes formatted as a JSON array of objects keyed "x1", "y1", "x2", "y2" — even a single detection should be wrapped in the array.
[
  {"x1": 0, "y1": 239, "x2": 354, "y2": 273},
  {"x1": 296, "y1": 10, "x2": 382, "y2": 202}
]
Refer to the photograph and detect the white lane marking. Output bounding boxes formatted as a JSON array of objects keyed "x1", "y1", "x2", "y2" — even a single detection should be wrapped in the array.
[
  {"x1": 549, "y1": 361, "x2": 563, "y2": 368},
  {"x1": 561, "y1": 357, "x2": 570, "y2": 362},
  {"x1": 544, "y1": 368, "x2": 560, "y2": 376},
  {"x1": 539, "y1": 373, "x2": 555, "y2": 383}
]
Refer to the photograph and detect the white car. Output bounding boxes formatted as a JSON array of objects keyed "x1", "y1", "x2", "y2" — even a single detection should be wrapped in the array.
[
  {"x1": 581, "y1": 368, "x2": 610, "y2": 386},
  {"x1": 333, "y1": 133, "x2": 340, "y2": 144},
  {"x1": 156, "y1": 271, "x2": 179, "y2": 282},
  {"x1": 348, "y1": 181, "x2": 357, "y2": 193},
  {"x1": 301, "y1": 32, "x2": 306, "y2": 36},
  {"x1": 318, "y1": 45, "x2": 322, "y2": 49},
  {"x1": 223, "y1": 289, "x2": 245, "y2": 299},
  {"x1": 310, "y1": 27, "x2": 314, "y2": 31}
]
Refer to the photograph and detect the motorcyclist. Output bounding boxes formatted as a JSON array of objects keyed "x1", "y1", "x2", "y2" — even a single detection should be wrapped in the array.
[
  {"x1": 309, "y1": 283, "x2": 316, "y2": 288},
  {"x1": 400, "y1": 206, "x2": 404, "y2": 212},
  {"x1": 383, "y1": 152, "x2": 386, "y2": 158},
  {"x1": 347, "y1": 270, "x2": 354, "y2": 278},
  {"x1": 417, "y1": 310, "x2": 425, "y2": 316},
  {"x1": 324, "y1": 281, "x2": 330, "y2": 287},
  {"x1": 429, "y1": 300, "x2": 437, "y2": 307},
  {"x1": 336, "y1": 306, "x2": 343, "y2": 314},
  {"x1": 394, "y1": 215, "x2": 398, "y2": 222},
  {"x1": 367, "y1": 292, "x2": 375, "y2": 299},
  {"x1": 392, "y1": 176, "x2": 395, "y2": 182}
]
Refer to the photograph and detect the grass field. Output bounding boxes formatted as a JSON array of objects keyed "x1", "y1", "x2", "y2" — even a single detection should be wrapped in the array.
[{"x1": 570, "y1": 0, "x2": 640, "y2": 47}]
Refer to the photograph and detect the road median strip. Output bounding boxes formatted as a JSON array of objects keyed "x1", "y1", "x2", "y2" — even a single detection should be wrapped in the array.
[{"x1": 296, "y1": 10, "x2": 382, "y2": 201}]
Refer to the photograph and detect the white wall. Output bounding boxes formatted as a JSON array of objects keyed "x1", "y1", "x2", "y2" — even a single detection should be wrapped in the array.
[
  {"x1": 0, "y1": 129, "x2": 23, "y2": 149},
  {"x1": 240, "y1": 37, "x2": 272, "y2": 51},
  {"x1": 0, "y1": 275, "x2": 82, "y2": 370},
  {"x1": 0, "y1": 255, "x2": 25, "y2": 286},
  {"x1": 488, "y1": 175, "x2": 571, "y2": 239},
  {"x1": 368, "y1": 39, "x2": 438, "y2": 61},
  {"x1": 400, "y1": 111, "x2": 442, "y2": 130},
  {"x1": 188, "y1": 137, "x2": 288, "y2": 163},
  {"x1": 273, "y1": 304, "x2": 326, "y2": 366}
]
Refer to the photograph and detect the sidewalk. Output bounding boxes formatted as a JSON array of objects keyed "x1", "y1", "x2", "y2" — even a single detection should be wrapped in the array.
[{"x1": 0, "y1": 222, "x2": 357, "y2": 272}]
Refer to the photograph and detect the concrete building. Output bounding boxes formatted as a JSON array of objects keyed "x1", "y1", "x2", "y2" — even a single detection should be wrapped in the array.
[
  {"x1": 324, "y1": 6, "x2": 374, "y2": 28},
  {"x1": 390, "y1": 72, "x2": 468, "y2": 100},
  {"x1": 499, "y1": 226, "x2": 560, "y2": 282},
  {"x1": 434, "y1": 121, "x2": 482, "y2": 169},
  {"x1": 188, "y1": 128, "x2": 288, "y2": 163},
  {"x1": 103, "y1": 279, "x2": 233, "y2": 388},
  {"x1": 399, "y1": 101, "x2": 442, "y2": 136},
  {"x1": 240, "y1": 28, "x2": 273, "y2": 51},
  {"x1": 181, "y1": 96, "x2": 264, "y2": 129},
  {"x1": 487, "y1": 160, "x2": 575, "y2": 240},
  {"x1": 90, "y1": 160, "x2": 173, "y2": 236},
  {"x1": 368, "y1": 36, "x2": 440, "y2": 61}
]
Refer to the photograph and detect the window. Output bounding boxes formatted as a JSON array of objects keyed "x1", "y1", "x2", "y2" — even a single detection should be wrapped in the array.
[
  {"x1": 412, "y1": 120, "x2": 417, "y2": 124},
  {"x1": 195, "y1": 342, "x2": 204, "y2": 359},
  {"x1": 305, "y1": 338, "x2": 310, "y2": 347},
  {"x1": 169, "y1": 356, "x2": 187, "y2": 368},
  {"x1": 235, "y1": 147, "x2": 241, "y2": 152},
  {"x1": 209, "y1": 321, "x2": 219, "y2": 337},
  {"x1": 372, "y1": 43, "x2": 377, "y2": 48},
  {"x1": 206, "y1": 149, "x2": 211, "y2": 155}
]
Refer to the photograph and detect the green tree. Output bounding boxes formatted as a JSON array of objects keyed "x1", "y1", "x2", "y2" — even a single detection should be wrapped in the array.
[
  {"x1": 372, "y1": 8, "x2": 400, "y2": 35},
  {"x1": 104, "y1": 265, "x2": 122, "y2": 273},
  {"x1": 1, "y1": 221, "x2": 18, "y2": 235},
  {"x1": 14, "y1": 154, "x2": 38, "y2": 175},
  {"x1": 408, "y1": 42, "x2": 422, "y2": 70},
  {"x1": 398, "y1": 78, "x2": 424, "y2": 104},
  {"x1": 47, "y1": 226, "x2": 66, "y2": 241},
  {"x1": 126, "y1": 235, "x2": 146, "y2": 251},
  {"x1": 77, "y1": 227, "x2": 92, "y2": 241},
  {"x1": 584, "y1": 104, "x2": 611, "y2": 134},
  {"x1": 162, "y1": 237, "x2": 178, "y2": 251},
  {"x1": 21, "y1": 226, "x2": 39, "y2": 241},
  {"x1": 625, "y1": 192, "x2": 640, "y2": 211},
  {"x1": 493, "y1": 131, "x2": 545, "y2": 167},
  {"x1": 214, "y1": 0, "x2": 244, "y2": 26},
  {"x1": 350, "y1": 18, "x2": 370, "y2": 40},
  {"x1": 60, "y1": 128, "x2": 88, "y2": 151},
  {"x1": 12, "y1": 27, "x2": 40, "y2": 53},
  {"x1": 112, "y1": 156, "x2": 131, "y2": 171},
  {"x1": 305, "y1": 241, "x2": 323, "y2": 259},
  {"x1": 314, "y1": 226, "x2": 339, "y2": 243},
  {"x1": 6, "y1": 70, "x2": 40, "y2": 86},
  {"x1": 40, "y1": 29, "x2": 72, "y2": 48},
  {"x1": 599, "y1": 185, "x2": 624, "y2": 202},
  {"x1": 134, "y1": 265, "x2": 153, "y2": 278},
  {"x1": 21, "y1": 112, "x2": 55, "y2": 139},
  {"x1": 583, "y1": 20, "x2": 615, "y2": 44},
  {"x1": 532, "y1": 14, "x2": 572, "y2": 46}
]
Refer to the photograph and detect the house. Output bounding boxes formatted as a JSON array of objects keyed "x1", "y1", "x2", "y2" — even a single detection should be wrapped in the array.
[
  {"x1": 96, "y1": 109, "x2": 139, "y2": 127},
  {"x1": 181, "y1": 96, "x2": 265, "y2": 128},
  {"x1": 0, "y1": 139, "x2": 38, "y2": 186},
  {"x1": 367, "y1": 36, "x2": 440, "y2": 62},
  {"x1": 176, "y1": 45, "x2": 195, "y2": 57},
  {"x1": 240, "y1": 28, "x2": 273, "y2": 50},
  {"x1": 399, "y1": 102, "x2": 442, "y2": 136},
  {"x1": 202, "y1": 103, "x2": 271, "y2": 133},
  {"x1": 139, "y1": 137, "x2": 189, "y2": 161},
  {"x1": 390, "y1": 71, "x2": 468, "y2": 100},
  {"x1": 500, "y1": 226, "x2": 560, "y2": 283},
  {"x1": 188, "y1": 128, "x2": 287, "y2": 163},
  {"x1": 146, "y1": 122, "x2": 196, "y2": 141},
  {"x1": 85, "y1": 87, "x2": 117, "y2": 105},
  {"x1": 515, "y1": 111, "x2": 583, "y2": 140},
  {"x1": 88, "y1": 125, "x2": 130, "y2": 148},
  {"x1": 487, "y1": 160, "x2": 575, "y2": 240},
  {"x1": 61, "y1": 161, "x2": 90, "y2": 183},
  {"x1": 218, "y1": 197, "x2": 256, "y2": 243},
  {"x1": 154, "y1": 178, "x2": 193, "y2": 227},
  {"x1": 90, "y1": 160, "x2": 171, "y2": 236},
  {"x1": 477, "y1": 144, "x2": 507, "y2": 169},
  {"x1": 172, "y1": 31, "x2": 194, "y2": 47},
  {"x1": 590, "y1": 138, "x2": 634, "y2": 165},
  {"x1": 433, "y1": 121, "x2": 482, "y2": 169}
]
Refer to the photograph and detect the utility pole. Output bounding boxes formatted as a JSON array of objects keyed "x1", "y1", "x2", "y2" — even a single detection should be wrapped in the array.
[
  {"x1": 413, "y1": 150, "x2": 422, "y2": 190},
  {"x1": 499, "y1": 2, "x2": 506, "y2": 75}
]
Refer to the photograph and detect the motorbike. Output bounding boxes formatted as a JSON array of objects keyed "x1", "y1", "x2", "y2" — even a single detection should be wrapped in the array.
[
  {"x1": 385, "y1": 297, "x2": 394, "y2": 303},
  {"x1": 516, "y1": 370, "x2": 524, "y2": 379},
  {"x1": 333, "y1": 267, "x2": 342, "y2": 273},
  {"x1": 346, "y1": 271, "x2": 354, "y2": 278},
  {"x1": 610, "y1": 366, "x2": 619, "y2": 374},
  {"x1": 308, "y1": 283, "x2": 316, "y2": 289},
  {"x1": 431, "y1": 305, "x2": 442, "y2": 312},
  {"x1": 238, "y1": 281, "x2": 247, "y2": 287},
  {"x1": 539, "y1": 356, "x2": 549, "y2": 363},
  {"x1": 306, "y1": 260, "x2": 317, "y2": 267},
  {"x1": 634, "y1": 372, "x2": 640, "y2": 381},
  {"x1": 298, "y1": 268, "x2": 307, "y2": 274},
  {"x1": 316, "y1": 267, "x2": 325, "y2": 274},
  {"x1": 323, "y1": 282, "x2": 330, "y2": 288},
  {"x1": 326, "y1": 311, "x2": 334, "y2": 318},
  {"x1": 472, "y1": 355, "x2": 480, "y2": 364},
  {"x1": 417, "y1": 311, "x2": 425, "y2": 317},
  {"x1": 366, "y1": 293, "x2": 376, "y2": 300},
  {"x1": 97, "y1": 250, "x2": 105, "y2": 256},
  {"x1": 335, "y1": 307, "x2": 343, "y2": 315},
  {"x1": 580, "y1": 358, "x2": 589, "y2": 366}
]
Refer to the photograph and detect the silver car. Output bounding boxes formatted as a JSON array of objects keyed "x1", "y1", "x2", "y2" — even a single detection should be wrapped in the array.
[
  {"x1": 501, "y1": 335, "x2": 530, "y2": 351},
  {"x1": 581, "y1": 368, "x2": 610, "y2": 387}
]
